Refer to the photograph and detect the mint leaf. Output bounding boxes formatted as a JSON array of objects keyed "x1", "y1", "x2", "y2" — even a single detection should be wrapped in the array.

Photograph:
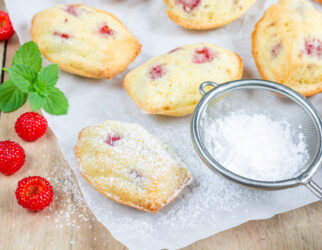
[
  {"x1": 38, "y1": 64, "x2": 59, "y2": 89},
  {"x1": 0, "y1": 80, "x2": 27, "y2": 112},
  {"x1": 3, "y1": 41, "x2": 69, "y2": 116},
  {"x1": 28, "y1": 91, "x2": 46, "y2": 111},
  {"x1": 43, "y1": 87, "x2": 68, "y2": 115},
  {"x1": 12, "y1": 41, "x2": 42, "y2": 72},
  {"x1": 9, "y1": 64, "x2": 37, "y2": 92}
]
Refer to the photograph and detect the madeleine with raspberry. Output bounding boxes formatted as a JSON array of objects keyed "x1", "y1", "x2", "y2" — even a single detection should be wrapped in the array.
[
  {"x1": 30, "y1": 4, "x2": 141, "y2": 79},
  {"x1": 252, "y1": 0, "x2": 322, "y2": 96},
  {"x1": 15, "y1": 176, "x2": 53, "y2": 211},
  {"x1": 123, "y1": 43, "x2": 243, "y2": 116},
  {"x1": 164, "y1": 0, "x2": 256, "y2": 30},
  {"x1": 75, "y1": 120, "x2": 192, "y2": 213}
]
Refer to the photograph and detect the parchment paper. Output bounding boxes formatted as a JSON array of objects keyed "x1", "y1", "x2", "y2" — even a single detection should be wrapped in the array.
[{"x1": 5, "y1": 0, "x2": 322, "y2": 249}]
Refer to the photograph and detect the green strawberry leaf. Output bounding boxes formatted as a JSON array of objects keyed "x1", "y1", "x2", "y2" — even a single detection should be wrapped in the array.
[
  {"x1": 12, "y1": 41, "x2": 42, "y2": 72},
  {"x1": 9, "y1": 64, "x2": 37, "y2": 92},
  {"x1": 28, "y1": 91, "x2": 47, "y2": 111},
  {"x1": 0, "y1": 80, "x2": 27, "y2": 112},
  {"x1": 43, "y1": 87, "x2": 69, "y2": 115},
  {"x1": 37, "y1": 64, "x2": 59, "y2": 89}
]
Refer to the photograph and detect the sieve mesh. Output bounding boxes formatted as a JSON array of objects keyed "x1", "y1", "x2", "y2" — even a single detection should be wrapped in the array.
[{"x1": 198, "y1": 87, "x2": 320, "y2": 181}]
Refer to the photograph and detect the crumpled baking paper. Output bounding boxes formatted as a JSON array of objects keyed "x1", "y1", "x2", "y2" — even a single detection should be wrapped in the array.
[{"x1": 5, "y1": 0, "x2": 322, "y2": 249}]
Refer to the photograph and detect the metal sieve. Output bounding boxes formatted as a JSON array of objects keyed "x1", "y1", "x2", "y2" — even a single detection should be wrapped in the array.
[{"x1": 191, "y1": 79, "x2": 322, "y2": 200}]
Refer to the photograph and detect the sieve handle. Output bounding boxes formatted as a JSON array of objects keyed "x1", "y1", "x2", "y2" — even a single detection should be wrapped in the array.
[
  {"x1": 199, "y1": 81, "x2": 219, "y2": 95},
  {"x1": 305, "y1": 180, "x2": 322, "y2": 200}
]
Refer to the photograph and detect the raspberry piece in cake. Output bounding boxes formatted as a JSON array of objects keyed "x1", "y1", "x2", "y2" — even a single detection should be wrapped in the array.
[
  {"x1": 149, "y1": 64, "x2": 166, "y2": 80},
  {"x1": 130, "y1": 169, "x2": 143, "y2": 179},
  {"x1": 271, "y1": 43, "x2": 282, "y2": 58},
  {"x1": 53, "y1": 31, "x2": 70, "y2": 39},
  {"x1": 65, "y1": 5, "x2": 78, "y2": 16},
  {"x1": 99, "y1": 25, "x2": 114, "y2": 36},
  {"x1": 106, "y1": 135, "x2": 121, "y2": 146},
  {"x1": 178, "y1": 0, "x2": 201, "y2": 12},
  {"x1": 168, "y1": 47, "x2": 181, "y2": 54},
  {"x1": 303, "y1": 37, "x2": 322, "y2": 59},
  {"x1": 192, "y1": 47, "x2": 215, "y2": 64}
]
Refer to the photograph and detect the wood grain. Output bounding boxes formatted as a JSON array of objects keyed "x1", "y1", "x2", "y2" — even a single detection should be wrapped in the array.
[{"x1": 0, "y1": 1, "x2": 321, "y2": 249}]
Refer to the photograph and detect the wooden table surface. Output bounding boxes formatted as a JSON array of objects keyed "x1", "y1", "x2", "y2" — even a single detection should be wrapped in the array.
[{"x1": 0, "y1": 2, "x2": 321, "y2": 249}]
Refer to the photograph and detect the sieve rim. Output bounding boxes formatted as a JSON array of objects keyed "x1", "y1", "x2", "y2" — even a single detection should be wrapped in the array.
[{"x1": 191, "y1": 79, "x2": 322, "y2": 190}]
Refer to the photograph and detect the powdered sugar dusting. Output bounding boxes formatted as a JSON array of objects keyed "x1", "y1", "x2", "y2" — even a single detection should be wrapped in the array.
[
  {"x1": 203, "y1": 112, "x2": 308, "y2": 181},
  {"x1": 43, "y1": 163, "x2": 93, "y2": 230}
]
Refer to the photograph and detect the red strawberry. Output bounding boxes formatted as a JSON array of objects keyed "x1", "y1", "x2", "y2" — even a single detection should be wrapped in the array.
[
  {"x1": 0, "y1": 11, "x2": 14, "y2": 41},
  {"x1": 15, "y1": 176, "x2": 54, "y2": 211},
  {"x1": 0, "y1": 140, "x2": 25, "y2": 175},
  {"x1": 15, "y1": 112, "x2": 48, "y2": 141}
]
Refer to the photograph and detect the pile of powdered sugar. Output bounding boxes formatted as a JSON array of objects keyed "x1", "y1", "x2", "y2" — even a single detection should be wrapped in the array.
[{"x1": 203, "y1": 112, "x2": 309, "y2": 181}]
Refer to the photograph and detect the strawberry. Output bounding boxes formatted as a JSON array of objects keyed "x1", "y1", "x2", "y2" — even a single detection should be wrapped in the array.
[
  {"x1": 15, "y1": 112, "x2": 48, "y2": 141},
  {"x1": 0, "y1": 11, "x2": 14, "y2": 41},
  {"x1": 15, "y1": 176, "x2": 53, "y2": 211},
  {"x1": 0, "y1": 140, "x2": 25, "y2": 175}
]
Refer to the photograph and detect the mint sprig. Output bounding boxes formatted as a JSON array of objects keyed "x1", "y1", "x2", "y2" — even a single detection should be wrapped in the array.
[{"x1": 0, "y1": 41, "x2": 68, "y2": 115}]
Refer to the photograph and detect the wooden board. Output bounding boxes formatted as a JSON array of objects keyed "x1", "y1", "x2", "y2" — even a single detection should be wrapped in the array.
[{"x1": 0, "y1": 2, "x2": 321, "y2": 249}]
